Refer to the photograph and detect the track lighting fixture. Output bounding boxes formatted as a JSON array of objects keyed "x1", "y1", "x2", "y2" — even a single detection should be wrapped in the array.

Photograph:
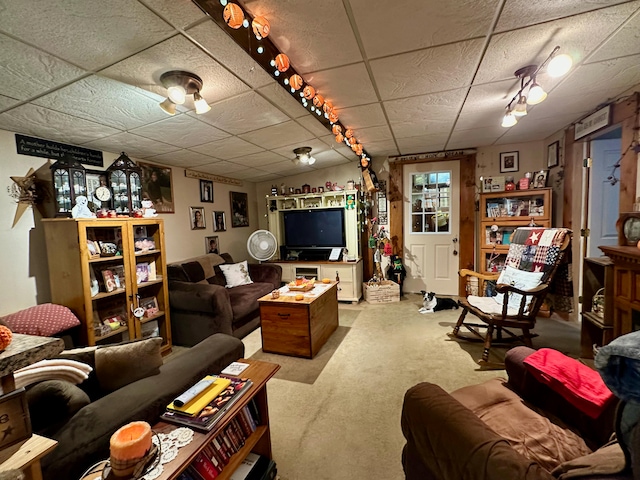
[
  {"x1": 159, "y1": 70, "x2": 210, "y2": 115},
  {"x1": 293, "y1": 146, "x2": 316, "y2": 165},
  {"x1": 501, "y1": 46, "x2": 572, "y2": 127}
]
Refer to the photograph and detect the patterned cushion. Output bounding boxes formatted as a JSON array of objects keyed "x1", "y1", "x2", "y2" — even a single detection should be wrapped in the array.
[{"x1": 1, "y1": 304, "x2": 81, "y2": 337}]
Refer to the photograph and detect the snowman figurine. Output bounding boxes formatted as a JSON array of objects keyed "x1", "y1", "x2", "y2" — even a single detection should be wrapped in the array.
[
  {"x1": 141, "y1": 199, "x2": 157, "y2": 217},
  {"x1": 71, "y1": 195, "x2": 95, "y2": 218}
]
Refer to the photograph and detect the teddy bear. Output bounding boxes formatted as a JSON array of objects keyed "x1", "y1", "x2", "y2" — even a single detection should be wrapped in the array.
[
  {"x1": 71, "y1": 195, "x2": 95, "y2": 218},
  {"x1": 141, "y1": 199, "x2": 157, "y2": 217}
]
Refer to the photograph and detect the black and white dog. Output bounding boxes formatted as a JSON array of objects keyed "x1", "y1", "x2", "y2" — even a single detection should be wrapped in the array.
[{"x1": 418, "y1": 291, "x2": 459, "y2": 314}]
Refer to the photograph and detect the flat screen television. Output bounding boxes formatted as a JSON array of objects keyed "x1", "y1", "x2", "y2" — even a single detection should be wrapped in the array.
[{"x1": 282, "y1": 208, "x2": 345, "y2": 249}]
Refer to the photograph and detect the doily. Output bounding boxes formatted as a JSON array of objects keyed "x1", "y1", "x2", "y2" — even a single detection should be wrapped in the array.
[{"x1": 141, "y1": 427, "x2": 195, "y2": 480}]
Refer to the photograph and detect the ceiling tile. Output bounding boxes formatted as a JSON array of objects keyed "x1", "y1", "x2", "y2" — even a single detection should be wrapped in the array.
[
  {"x1": 259, "y1": 160, "x2": 303, "y2": 174},
  {"x1": 338, "y1": 104, "x2": 388, "y2": 130},
  {"x1": 130, "y1": 114, "x2": 229, "y2": 148},
  {"x1": 189, "y1": 136, "x2": 265, "y2": 159},
  {"x1": 447, "y1": 125, "x2": 505, "y2": 149},
  {"x1": 186, "y1": 22, "x2": 275, "y2": 89},
  {"x1": 362, "y1": 140, "x2": 400, "y2": 158},
  {"x1": 239, "y1": 121, "x2": 315, "y2": 150},
  {"x1": 0, "y1": 0, "x2": 175, "y2": 70},
  {"x1": 0, "y1": 103, "x2": 121, "y2": 146},
  {"x1": 257, "y1": 83, "x2": 311, "y2": 119},
  {"x1": 229, "y1": 151, "x2": 288, "y2": 167},
  {"x1": 496, "y1": 0, "x2": 632, "y2": 32},
  {"x1": 454, "y1": 79, "x2": 515, "y2": 131},
  {"x1": 311, "y1": 150, "x2": 353, "y2": 167},
  {"x1": 99, "y1": 34, "x2": 249, "y2": 105},
  {"x1": 243, "y1": 0, "x2": 362, "y2": 74},
  {"x1": 476, "y1": 4, "x2": 639, "y2": 84},
  {"x1": 247, "y1": 172, "x2": 283, "y2": 182},
  {"x1": 353, "y1": 125, "x2": 394, "y2": 145},
  {"x1": 350, "y1": 0, "x2": 500, "y2": 58},
  {"x1": 196, "y1": 161, "x2": 249, "y2": 175},
  {"x1": 296, "y1": 115, "x2": 332, "y2": 137},
  {"x1": 82, "y1": 132, "x2": 180, "y2": 158},
  {"x1": 140, "y1": 0, "x2": 208, "y2": 29},
  {"x1": 586, "y1": 9, "x2": 640, "y2": 63},
  {"x1": 194, "y1": 91, "x2": 289, "y2": 134},
  {"x1": 498, "y1": 112, "x2": 580, "y2": 143},
  {"x1": 0, "y1": 34, "x2": 88, "y2": 101},
  {"x1": 229, "y1": 168, "x2": 273, "y2": 180},
  {"x1": 396, "y1": 135, "x2": 447, "y2": 155},
  {"x1": 371, "y1": 39, "x2": 484, "y2": 100},
  {"x1": 384, "y1": 90, "x2": 463, "y2": 139},
  {"x1": 33, "y1": 75, "x2": 169, "y2": 130},
  {"x1": 145, "y1": 149, "x2": 220, "y2": 168},
  {"x1": 303, "y1": 63, "x2": 378, "y2": 109},
  {"x1": 0, "y1": 95, "x2": 20, "y2": 111},
  {"x1": 271, "y1": 139, "x2": 331, "y2": 159}
]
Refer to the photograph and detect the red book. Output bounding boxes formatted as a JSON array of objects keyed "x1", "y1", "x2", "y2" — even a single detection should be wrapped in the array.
[
  {"x1": 192, "y1": 452, "x2": 219, "y2": 479},
  {"x1": 203, "y1": 444, "x2": 222, "y2": 473}
]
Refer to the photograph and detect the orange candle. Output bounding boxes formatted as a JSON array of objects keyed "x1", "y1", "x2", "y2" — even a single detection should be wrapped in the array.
[{"x1": 110, "y1": 421, "x2": 152, "y2": 477}]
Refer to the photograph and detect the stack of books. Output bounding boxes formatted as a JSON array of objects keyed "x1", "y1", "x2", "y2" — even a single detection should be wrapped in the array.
[
  {"x1": 178, "y1": 451, "x2": 276, "y2": 480},
  {"x1": 161, "y1": 374, "x2": 253, "y2": 432}
]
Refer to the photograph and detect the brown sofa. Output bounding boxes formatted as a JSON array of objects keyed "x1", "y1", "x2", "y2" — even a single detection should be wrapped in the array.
[
  {"x1": 167, "y1": 253, "x2": 282, "y2": 346},
  {"x1": 401, "y1": 346, "x2": 631, "y2": 480}
]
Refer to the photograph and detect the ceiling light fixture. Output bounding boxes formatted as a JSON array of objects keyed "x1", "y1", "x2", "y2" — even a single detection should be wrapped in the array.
[
  {"x1": 501, "y1": 46, "x2": 572, "y2": 127},
  {"x1": 293, "y1": 146, "x2": 316, "y2": 166},
  {"x1": 159, "y1": 70, "x2": 210, "y2": 115}
]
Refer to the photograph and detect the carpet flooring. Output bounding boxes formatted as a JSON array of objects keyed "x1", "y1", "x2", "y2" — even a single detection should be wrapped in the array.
[{"x1": 241, "y1": 294, "x2": 581, "y2": 480}]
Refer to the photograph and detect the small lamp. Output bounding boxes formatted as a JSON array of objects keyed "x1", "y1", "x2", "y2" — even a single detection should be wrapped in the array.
[
  {"x1": 501, "y1": 108, "x2": 518, "y2": 128},
  {"x1": 527, "y1": 80, "x2": 547, "y2": 105},
  {"x1": 50, "y1": 155, "x2": 87, "y2": 217},
  {"x1": 293, "y1": 147, "x2": 316, "y2": 166},
  {"x1": 106, "y1": 152, "x2": 142, "y2": 215},
  {"x1": 513, "y1": 95, "x2": 528, "y2": 116}
]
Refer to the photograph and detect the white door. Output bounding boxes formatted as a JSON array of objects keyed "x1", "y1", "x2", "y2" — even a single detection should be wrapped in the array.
[
  {"x1": 403, "y1": 161, "x2": 460, "y2": 294},
  {"x1": 587, "y1": 137, "x2": 620, "y2": 257}
]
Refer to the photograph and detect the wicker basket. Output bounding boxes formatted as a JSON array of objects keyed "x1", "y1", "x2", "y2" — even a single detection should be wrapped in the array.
[{"x1": 592, "y1": 287, "x2": 605, "y2": 318}]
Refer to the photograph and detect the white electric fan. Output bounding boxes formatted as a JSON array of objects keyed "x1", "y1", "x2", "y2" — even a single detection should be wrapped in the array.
[{"x1": 247, "y1": 230, "x2": 278, "y2": 262}]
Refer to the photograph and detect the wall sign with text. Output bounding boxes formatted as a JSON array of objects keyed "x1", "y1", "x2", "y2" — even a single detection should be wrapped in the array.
[{"x1": 15, "y1": 134, "x2": 103, "y2": 167}]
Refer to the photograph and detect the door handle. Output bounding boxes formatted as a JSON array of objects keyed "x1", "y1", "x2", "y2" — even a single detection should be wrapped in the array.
[{"x1": 452, "y1": 237, "x2": 458, "y2": 256}]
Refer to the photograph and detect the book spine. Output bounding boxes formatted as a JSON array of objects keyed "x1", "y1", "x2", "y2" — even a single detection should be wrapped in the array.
[
  {"x1": 192, "y1": 452, "x2": 219, "y2": 479},
  {"x1": 205, "y1": 441, "x2": 226, "y2": 471},
  {"x1": 203, "y1": 444, "x2": 223, "y2": 474},
  {"x1": 221, "y1": 429, "x2": 238, "y2": 455},
  {"x1": 225, "y1": 424, "x2": 242, "y2": 452},
  {"x1": 230, "y1": 417, "x2": 247, "y2": 445},
  {"x1": 248, "y1": 398, "x2": 262, "y2": 425},
  {"x1": 210, "y1": 436, "x2": 230, "y2": 465},
  {"x1": 242, "y1": 405, "x2": 257, "y2": 432},
  {"x1": 187, "y1": 464, "x2": 206, "y2": 480},
  {"x1": 236, "y1": 408, "x2": 254, "y2": 437}
]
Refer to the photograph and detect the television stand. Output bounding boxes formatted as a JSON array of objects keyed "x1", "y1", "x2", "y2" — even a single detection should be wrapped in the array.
[{"x1": 280, "y1": 247, "x2": 334, "y2": 261}]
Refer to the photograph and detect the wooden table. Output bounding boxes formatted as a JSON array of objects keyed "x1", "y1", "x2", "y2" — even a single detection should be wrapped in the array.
[
  {"x1": 0, "y1": 435, "x2": 57, "y2": 480},
  {"x1": 259, "y1": 282, "x2": 339, "y2": 358}
]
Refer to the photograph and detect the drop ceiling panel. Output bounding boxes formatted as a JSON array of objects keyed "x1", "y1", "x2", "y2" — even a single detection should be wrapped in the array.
[
  {"x1": 189, "y1": 136, "x2": 265, "y2": 160},
  {"x1": 499, "y1": 112, "x2": 580, "y2": 143},
  {"x1": 0, "y1": 34, "x2": 88, "y2": 102},
  {"x1": 302, "y1": 63, "x2": 378, "y2": 109},
  {"x1": 130, "y1": 114, "x2": 229, "y2": 148},
  {"x1": 338, "y1": 104, "x2": 388, "y2": 130},
  {"x1": 33, "y1": 76, "x2": 169, "y2": 130},
  {"x1": 361, "y1": 140, "x2": 400, "y2": 158},
  {"x1": 99, "y1": 35, "x2": 249, "y2": 104},
  {"x1": 271, "y1": 138, "x2": 331, "y2": 159},
  {"x1": 385, "y1": 91, "x2": 463, "y2": 139},
  {"x1": 82, "y1": 132, "x2": 180, "y2": 158},
  {"x1": 195, "y1": 160, "x2": 248, "y2": 175},
  {"x1": 296, "y1": 115, "x2": 333, "y2": 137},
  {"x1": 475, "y1": 4, "x2": 639, "y2": 84},
  {"x1": 586, "y1": 9, "x2": 640, "y2": 63},
  {"x1": 0, "y1": 0, "x2": 175, "y2": 70},
  {"x1": 353, "y1": 125, "x2": 394, "y2": 144},
  {"x1": 243, "y1": 0, "x2": 362, "y2": 74},
  {"x1": 230, "y1": 168, "x2": 273, "y2": 180},
  {"x1": 310, "y1": 152, "x2": 352, "y2": 168},
  {"x1": 371, "y1": 39, "x2": 484, "y2": 100},
  {"x1": 246, "y1": 172, "x2": 282, "y2": 182},
  {"x1": 0, "y1": 103, "x2": 121, "y2": 146},
  {"x1": 140, "y1": 0, "x2": 208, "y2": 30},
  {"x1": 186, "y1": 22, "x2": 275, "y2": 89},
  {"x1": 0, "y1": 95, "x2": 19, "y2": 111},
  {"x1": 193, "y1": 91, "x2": 289, "y2": 134},
  {"x1": 229, "y1": 151, "x2": 288, "y2": 167},
  {"x1": 239, "y1": 121, "x2": 314, "y2": 150},
  {"x1": 146, "y1": 149, "x2": 220, "y2": 168},
  {"x1": 447, "y1": 125, "x2": 505, "y2": 150},
  {"x1": 396, "y1": 135, "x2": 446, "y2": 155},
  {"x1": 257, "y1": 83, "x2": 312, "y2": 119},
  {"x1": 247, "y1": 159, "x2": 295, "y2": 174},
  {"x1": 455, "y1": 80, "x2": 515, "y2": 131}
]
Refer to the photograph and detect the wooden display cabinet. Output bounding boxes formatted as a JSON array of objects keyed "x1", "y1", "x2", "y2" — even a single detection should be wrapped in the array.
[
  {"x1": 580, "y1": 256, "x2": 614, "y2": 358},
  {"x1": 42, "y1": 218, "x2": 171, "y2": 353},
  {"x1": 479, "y1": 188, "x2": 552, "y2": 274}
]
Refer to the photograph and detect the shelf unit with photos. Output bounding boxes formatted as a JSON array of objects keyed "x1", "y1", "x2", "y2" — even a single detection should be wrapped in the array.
[
  {"x1": 479, "y1": 188, "x2": 552, "y2": 274},
  {"x1": 41, "y1": 218, "x2": 171, "y2": 352},
  {"x1": 151, "y1": 359, "x2": 279, "y2": 480}
]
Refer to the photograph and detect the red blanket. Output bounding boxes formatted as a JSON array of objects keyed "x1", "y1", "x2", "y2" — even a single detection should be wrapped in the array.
[{"x1": 523, "y1": 348, "x2": 614, "y2": 419}]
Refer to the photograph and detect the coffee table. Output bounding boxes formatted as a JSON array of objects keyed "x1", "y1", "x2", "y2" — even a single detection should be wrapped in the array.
[{"x1": 258, "y1": 282, "x2": 339, "y2": 358}]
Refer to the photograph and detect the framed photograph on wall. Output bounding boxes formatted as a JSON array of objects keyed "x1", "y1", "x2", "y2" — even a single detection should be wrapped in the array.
[
  {"x1": 205, "y1": 235, "x2": 220, "y2": 254},
  {"x1": 230, "y1": 192, "x2": 249, "y2": 228},
  {"x1": 213, "y1": 211, "x2": 226, "y2": 232},
  {"x1": 499, "y1": 151, "x2": 519, "y2": 173},
  {"x1": 200, "y1": 179, "x2": 213, "y2": 203},
  {"x1": 547, "y1": 141, "x2": 559, "y2": 168},
  {"x1": 532, "y1": 170, "x2": 549, "y2": 188},
  {"x1": 138, "y1": 161, "x2": 174, "y2": 213},
  {"x1": 190, "y1": 206, "x2": 206, "y2": 230}
]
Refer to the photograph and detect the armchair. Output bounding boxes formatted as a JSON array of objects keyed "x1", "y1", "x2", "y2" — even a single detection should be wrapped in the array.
[{"x1": 448, "y1": 227, "x2": 572, "y2": 366}]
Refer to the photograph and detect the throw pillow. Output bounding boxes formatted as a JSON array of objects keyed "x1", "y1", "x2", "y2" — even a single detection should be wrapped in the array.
[
  {"x1": 219, "y1": 261, "x2": 253, "y2": 288},
  {"x1": 27, "y1": 379, "x2": 91, "y2": 432},
  {"x1": 94, "y1": 337, "x2": 163, "y2": 393},
  {"x1": 0, "y1": 303, "x2": 81, "y2": 337},
  {"x1": 494, "y1": 266, "x2": 544, "y2": 311}
]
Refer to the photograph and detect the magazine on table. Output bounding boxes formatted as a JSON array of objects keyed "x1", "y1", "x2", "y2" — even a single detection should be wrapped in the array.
[{"x1": 161, "y1": 375, "x2": 253, "y2": 432}]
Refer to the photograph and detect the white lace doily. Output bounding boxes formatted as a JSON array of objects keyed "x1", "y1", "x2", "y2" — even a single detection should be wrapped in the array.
[{"x1": 141, "y1": 427, "x2": 195, "y2": 480}]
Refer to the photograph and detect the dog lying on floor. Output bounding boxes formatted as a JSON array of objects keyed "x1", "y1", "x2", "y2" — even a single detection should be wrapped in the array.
[{"x1": 418, "y1": 291, "x2": 459, "y2": 314}]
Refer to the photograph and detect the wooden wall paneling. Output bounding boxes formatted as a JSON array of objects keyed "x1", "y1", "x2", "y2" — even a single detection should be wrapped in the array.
[
  {"x1": 614, "y1": 93, "x2": 639, "y2": 213},
  {"x1": 388, "y1": 162, "x2": 403, "y2": 257}
]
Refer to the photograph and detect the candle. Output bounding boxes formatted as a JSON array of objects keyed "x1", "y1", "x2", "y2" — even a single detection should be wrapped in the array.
[{"x1": 109, "y1": 421, "x2": 152, "y2": 477}]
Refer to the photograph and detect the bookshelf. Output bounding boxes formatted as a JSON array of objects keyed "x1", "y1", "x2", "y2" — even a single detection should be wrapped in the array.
[
  {"x1": 580, "y1": 256, "x2": 614, "y2": 358},
  {"x1": 41, "y1": 218, "x2": 172, "y2": 353},
  {"x1": 151, "y1": 359, "x2": 279, "y2": 479},
  {"x1": 479, "y1": 188, "x2": 552, "y2": 274}
]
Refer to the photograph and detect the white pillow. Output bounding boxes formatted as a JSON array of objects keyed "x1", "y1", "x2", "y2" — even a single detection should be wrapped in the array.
[
  {"x1": 219, "y1": 261, "x2": 253, "y2": 288},
  {"x1": 494, "y1": 266, "x2": 544, "y2": 311}
]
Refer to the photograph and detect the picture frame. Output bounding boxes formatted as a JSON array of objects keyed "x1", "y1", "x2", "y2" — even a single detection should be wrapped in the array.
[
  {"x1": 532, "y1": 170, "x2": 549, "y2": 188},
  {"x1": 200, "y1": 179, "x2": 214, "y2": 203},
  {"x1": 138, "y1": 161, "x2": 175, "y2": 213},
  {"x1": 213, "y1": 211, "x2": 226, "y2": 232},
  {"x1": 499, "y1": 151, "x2": 519, "y2": 173},
  {"x1": 230, "y1": 192, "x2": 249, "y2": 228},
  {"x1": 547, "y1": 141, "x2": 559, "y2": 168},
  {"x1": 190, "y1": 206, "x2": 206, "y2": 230},
  {"x1": 205, "y1": 235, "x2": 220, "y2": 254}
]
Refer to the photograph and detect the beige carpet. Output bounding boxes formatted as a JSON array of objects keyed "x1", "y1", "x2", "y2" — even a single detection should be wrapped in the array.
[{"x1": 240, "y1": 293, "x2": 581, "y2": 480}]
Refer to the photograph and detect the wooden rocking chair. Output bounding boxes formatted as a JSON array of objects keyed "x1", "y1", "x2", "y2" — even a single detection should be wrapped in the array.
[{"x1": 448, "y1": 227, "x2": 572, "y2": 367}]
